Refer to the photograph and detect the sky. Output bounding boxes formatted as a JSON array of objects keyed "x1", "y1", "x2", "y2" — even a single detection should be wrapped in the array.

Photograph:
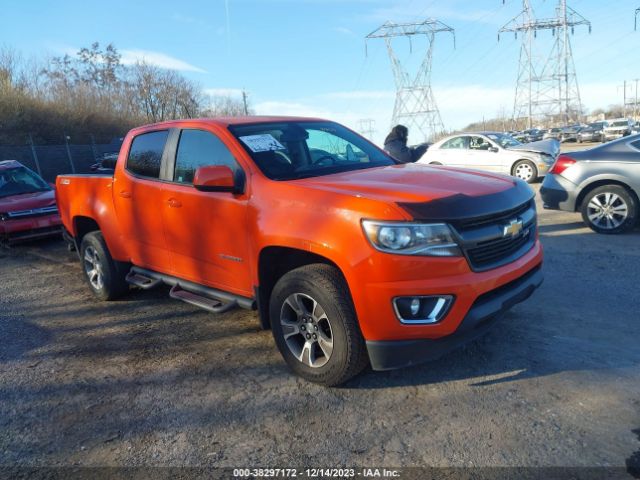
[{"x1": 2, "y1": 0, "x2": 638, "y2": 145}]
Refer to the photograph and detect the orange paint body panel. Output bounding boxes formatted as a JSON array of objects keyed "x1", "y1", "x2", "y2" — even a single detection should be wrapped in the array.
[{"x1": 56, "y1": 117, "x2": 543, "y2": 347}]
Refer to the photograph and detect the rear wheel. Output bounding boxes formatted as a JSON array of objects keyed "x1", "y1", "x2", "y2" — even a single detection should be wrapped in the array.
[
  {"x1": 270, "y1": 264, "x2": 368, "y2": 386},
  {"x1": 512, "y1": 160, "x2": 538, "y2": 184},
  {"x1": 581, "y1": 185, "x2": 638, "y2": 234},
  {"x1": 80, "y1": 231, "x2": 129, "y2": 300}
]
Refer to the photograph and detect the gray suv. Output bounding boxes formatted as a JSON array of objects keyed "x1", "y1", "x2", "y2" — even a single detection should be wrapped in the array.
[{"x1": 540, "y1": 134, "x2": 640, "y2": 233}]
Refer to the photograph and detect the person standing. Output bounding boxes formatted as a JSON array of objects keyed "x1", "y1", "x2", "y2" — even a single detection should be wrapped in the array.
[{"x1": 383, "y1": 125, "x2": 429, "y2": 163}]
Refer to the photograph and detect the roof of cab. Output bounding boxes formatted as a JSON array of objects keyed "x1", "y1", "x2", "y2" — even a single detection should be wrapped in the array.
[{"x1": 132, "y1": 116, "x2": 328, "y2": 132}]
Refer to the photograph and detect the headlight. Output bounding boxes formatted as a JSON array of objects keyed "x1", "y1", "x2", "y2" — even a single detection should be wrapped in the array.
[{"x1": 362, "y1": 220, "x2": 462, "y2": 256}]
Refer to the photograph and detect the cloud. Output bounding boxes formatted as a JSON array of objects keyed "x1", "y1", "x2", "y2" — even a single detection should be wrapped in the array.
[
  {"x1": 204, "y1": 88, "x2": 244, "y2": 98},
  {"x1": 120, "y1": 49, "x2": 206, "y2": 73},
  {"x1": 321, "y1": 90, "x2": 394, "y2": 100},
  {"x1": 333, "y1": 27, "x2": 357, "y2": 37}
]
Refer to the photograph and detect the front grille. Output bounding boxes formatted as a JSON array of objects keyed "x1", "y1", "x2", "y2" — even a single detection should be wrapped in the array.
[
  {"x1": 451, "y1": 200, "x2": 532, "y2": 231},
  {"x1": 6, "y1": 205, "x2": 58, "y2": 219},
  {"x1": 466, "y1": 227, "x2": 532, "y2": 268},
  {"x1": 453, "y1": 199, "x2": 536, "y2": 271}
]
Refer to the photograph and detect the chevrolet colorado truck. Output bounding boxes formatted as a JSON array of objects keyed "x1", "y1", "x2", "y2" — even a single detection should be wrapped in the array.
[{"x1": 56, "y1": 117, "x2": 543, "y2": 386}]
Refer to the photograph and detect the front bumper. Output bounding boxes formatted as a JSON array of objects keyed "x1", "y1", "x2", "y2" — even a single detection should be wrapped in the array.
[
  {"x1": 0, "y1": 214, "x2": 62, "y2": 243},
  {"x1": 366, "y1": 264, "x2": 543, "y2": 370},
  {"x1": 540, "y1": 174, "x2": 579, "y2": 211}
]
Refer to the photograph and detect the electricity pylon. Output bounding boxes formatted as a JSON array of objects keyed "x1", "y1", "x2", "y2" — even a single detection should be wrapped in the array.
[
  {"x1": 499, "y1": 0, "x2": 590, "y2": 128},
  {"x1": 366, "y1": 20, "x2": 454, "y2": 142},
  {"x1": 357, "y1": 119, "x2": 377, "y2": 140}
]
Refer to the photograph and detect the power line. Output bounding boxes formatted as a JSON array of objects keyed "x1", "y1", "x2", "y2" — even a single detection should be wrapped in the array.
[
  {"x1": 365, "y1": 19, "x2": 455, "y2": 142},
  {"x1": 499, "y1": 0, "x2": 591, "y2": 128}
]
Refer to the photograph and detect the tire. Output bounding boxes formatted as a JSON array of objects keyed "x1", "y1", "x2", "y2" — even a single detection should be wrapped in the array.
[
  {"x1": 580, "y1": 185, "x2": 638, "y2": 234},
  {"x1": 80, "y1": 231, "x2": 129, "y2": 300},
  {"x1": 429, "y1": 161, "x2": 443, "y2": 166},
  {"x1": 269, "y1": 264, "x2": 368, "y2": 386},
  {"x1": 512, "y1": 160, "x2": 538, "y2": 184}
]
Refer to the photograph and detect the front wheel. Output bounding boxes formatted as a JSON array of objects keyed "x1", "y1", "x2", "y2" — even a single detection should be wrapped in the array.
[
  {"x1": 270, "y1": 264, "x2": 368, "y2": 386},
  {"x1": 512, "y1": 160, "x2": 538, "y2": 184},
  {"x1": 80, "y1": 231, "x2": 129, "y2": 300},
  {"x1": 581, "y1": 185, "x2": 638, "y2": 234}
]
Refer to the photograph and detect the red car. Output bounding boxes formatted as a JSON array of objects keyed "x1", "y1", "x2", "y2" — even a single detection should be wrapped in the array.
[{"x1": 0, "y1": 160, "x2": 62, "y2": 243}]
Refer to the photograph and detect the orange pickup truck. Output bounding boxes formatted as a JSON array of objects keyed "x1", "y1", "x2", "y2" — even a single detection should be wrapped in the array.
[{"x1": 56, "y1": 117, "x2": 543, "y2": 386}]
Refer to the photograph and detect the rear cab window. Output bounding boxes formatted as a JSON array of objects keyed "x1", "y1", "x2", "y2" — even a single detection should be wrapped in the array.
[{"x1": 126, "y1": 130, "x2": 169, "y2": 179}]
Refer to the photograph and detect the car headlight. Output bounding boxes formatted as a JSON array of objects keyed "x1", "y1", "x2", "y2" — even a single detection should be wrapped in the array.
[{"x1": 362, "y1": 220, "x2": 462, "y2": 256}]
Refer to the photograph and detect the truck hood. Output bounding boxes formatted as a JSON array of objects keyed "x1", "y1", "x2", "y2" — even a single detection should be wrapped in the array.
[
  {"x1": 507, "y1": 138, "x2": 559, "y2": 158},
  {"x1": 0, "y1": 189, "x2": 57, "y2": 212},
  {"x1": 295, "y1": 164, "x2": 534, "y2": 221}
]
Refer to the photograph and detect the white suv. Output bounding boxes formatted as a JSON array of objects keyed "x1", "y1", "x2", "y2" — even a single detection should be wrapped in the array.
[{"x1": 603, "y1": 119, "x2": 633, "y2": 141}]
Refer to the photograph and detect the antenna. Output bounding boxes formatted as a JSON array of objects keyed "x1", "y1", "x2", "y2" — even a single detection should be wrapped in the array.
[
  {"x1": 499, "y1": 0, "x2": 590, "y2": 128},
  {"x1": 366, "y1": 20, "x2": 455, "y2": 142}
]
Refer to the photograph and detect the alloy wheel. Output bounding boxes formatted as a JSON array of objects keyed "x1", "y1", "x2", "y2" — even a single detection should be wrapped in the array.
[
  {"x1": 587, "y1": 192, "x2": 628, "y2": 230},
  {"x1": 280, "y1": 292, "x2": 334, "y2": 368},
  {"x1": 83, "y1": 246, "x2": 104, "y2": 291}
]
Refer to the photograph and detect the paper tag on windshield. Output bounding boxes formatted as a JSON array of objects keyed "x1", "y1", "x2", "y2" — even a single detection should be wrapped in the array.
[{"x1": 239, "y1": 134, "x2": 285, "y2": 152}]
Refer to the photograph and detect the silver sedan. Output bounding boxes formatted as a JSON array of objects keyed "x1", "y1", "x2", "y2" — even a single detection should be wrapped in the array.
[
  {"x1": 540, "y1": 134, "x2": 640, "y2": 234},
  {"x1": 418, "y1": 132, "x2": 559, "y2": 183}
]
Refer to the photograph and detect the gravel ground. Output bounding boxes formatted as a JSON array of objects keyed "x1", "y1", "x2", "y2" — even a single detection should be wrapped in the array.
[{"x1": 1, "y1": 182, "x2": 639, "y2": 472}]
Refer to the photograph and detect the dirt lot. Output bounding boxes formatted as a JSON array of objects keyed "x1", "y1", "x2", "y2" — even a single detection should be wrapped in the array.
[{"x1": 1, "y1": 182, "x2": 639, "y2": 471}]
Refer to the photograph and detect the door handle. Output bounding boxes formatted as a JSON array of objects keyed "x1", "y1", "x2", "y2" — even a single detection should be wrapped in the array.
[
  {"x1": 119, "y1": 190, "x2": 132, "y2": 198},
  {"x1": 167, "y1": 198, "x2": 182, "y2": 208}
]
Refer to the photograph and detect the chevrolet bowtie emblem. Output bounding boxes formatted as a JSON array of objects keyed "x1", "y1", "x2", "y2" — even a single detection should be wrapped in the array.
[{"x1": 503, "y1": 219, "x2": 524, "y2": 237}]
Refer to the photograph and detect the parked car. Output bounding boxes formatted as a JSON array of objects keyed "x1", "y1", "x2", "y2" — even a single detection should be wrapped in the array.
[
  {"x1": 90, "y1": 153, "x2": 118, "y2": 173},
  {"x1": 540, "y1": 134, "x2": 640, "y2": 234},
  {"x1": 560, "y1": 125, "x2": 582, "y2": 143},
  {"x1": 577, "y1": 126, "x2": 603, "y2": 143},
  {"x1": 418, "y1": 131, "x2": 559, "y2": 183},
  {"x1": 603, "y1": 119, "x2": 634, "y2": 141},
  {"x1": 543, "y1": 128, "x2": 562, "y2": 140},
  {"x1": 0, "y1": 160, "x2": 62, "y2": 243},
  {"x1": 513, "y1": 129, "x2": 543, "y2": 143},
  {"x1": 56, "y1": 117, "x2": 543, "y2": 386}
]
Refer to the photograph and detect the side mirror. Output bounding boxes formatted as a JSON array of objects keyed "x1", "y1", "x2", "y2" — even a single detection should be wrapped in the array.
[
  {"x1": 193, "y1": 165, "x2": 243, "y2": 194},
  {"x1": 489, "y1": 146, "x2": 499, "y2": 153}
]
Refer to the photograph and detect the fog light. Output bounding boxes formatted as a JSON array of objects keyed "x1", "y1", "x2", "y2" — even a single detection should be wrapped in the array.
[
  {"x1": 410, "y1": 298, "x2": 420, "y2": 316},
  {"x1": 393, "y1": 296, "x2": 454, "y2": 324}
]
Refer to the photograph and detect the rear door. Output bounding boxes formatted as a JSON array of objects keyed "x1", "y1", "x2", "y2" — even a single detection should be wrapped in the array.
[
  {"x1": 160, "y1": 128, "x2": 252, "y2": 296},
  {"x1": 113, "y1": 129, "x2": 172, "y2": 271}
]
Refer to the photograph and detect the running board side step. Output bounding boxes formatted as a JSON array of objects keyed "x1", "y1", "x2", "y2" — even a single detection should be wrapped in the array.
[
  {"x1": 126, "y1": 271, "x2": 162, "y2": 289},
  {"x1": 126, "y1": 266, "x2": 256, "y2": 313},
  {"x1": 169, "y1": 285, "x2": 238, "y2": 314}
]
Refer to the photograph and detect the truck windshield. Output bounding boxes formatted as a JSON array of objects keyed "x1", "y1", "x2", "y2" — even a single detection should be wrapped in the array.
[
  {"x1": 0, "y1": 166, "x2": 51, "y2": 198},
  {"x1": 229, "y1": 121, "x2": 395, "y2": 180}
]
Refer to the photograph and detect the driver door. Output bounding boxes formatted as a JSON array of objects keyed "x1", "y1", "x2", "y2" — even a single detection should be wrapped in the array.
[
  {"x1": 160, "y1": 128, "x2": 252, "y2": 296},
  {"x1": 467, "y1": 135, "x2": 501, "y2": 172}
]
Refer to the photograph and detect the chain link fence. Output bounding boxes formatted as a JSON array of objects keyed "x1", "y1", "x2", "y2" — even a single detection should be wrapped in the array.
[{"x1": 0, "y1": 136, "x2": 123, "y2": 182}]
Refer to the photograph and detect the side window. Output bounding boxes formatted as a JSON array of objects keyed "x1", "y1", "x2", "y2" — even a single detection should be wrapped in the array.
[
  {"x1": 174, "y1": 129, "x2": 238, "y2": 184},
  {"x1": 441, "y1": 136, "x2": 469, "y2": 149},
  {"x1": 126, "y1": 130, "x2": 169, "y2": 179},
  {"x1": 470, "y1": 136, "x2": 490, "y2": 150}
]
